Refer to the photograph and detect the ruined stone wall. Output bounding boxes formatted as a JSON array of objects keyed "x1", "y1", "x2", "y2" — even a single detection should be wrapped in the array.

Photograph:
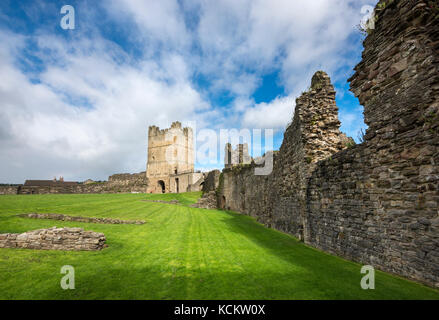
[
  {"x1": 306, "y1": 0, "x2": 439, "y2": 287},
  {"x1": 218, "y1": 0, "x2": 439, "y2": 287},
  {"x1": 0, "y1": 227, "x2": 106, "y2": 251},
  {"x1": 169, "y1": 171, "x2": 204, "y2": 193},
  {"x1": 221, "y1": 164, "x2": 271, "y2": 222},
  {"x1": 0, "y1": 186, "x2": 19, "y2": 195},
  {"x1": 187, "y1": 173, "x2": 207, "y2": 192},
  {"x1": 17, "y1": 172, "x2": 148, "y2": 194},
  {"x1": 220, "y1": 72, "x2": 348, "y2": 239},
  {"x1": 106, "y1": 172, "x2": 148, "y2": 193},
  {"x1": 18, "y1": 185, "x2": 75, "y2": 194},
  {"x1": 270, "y1": 71, "x2": 348, "y2": 240},
  {"x1": 201, "y1": 170, "x2": 221, "y2": 193},
  {"x1": 191, "y1": 191, "x2": 218, "y2": 209}
]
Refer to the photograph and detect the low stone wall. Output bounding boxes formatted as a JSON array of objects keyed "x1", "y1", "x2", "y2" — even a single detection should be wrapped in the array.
[
  {"x1": 21, "y1": 213, "x2": 145, "y2": 225},
  {"x1": 141, "y1": 199, "x2": 181, "y2": 205},
  {"x1": 17, "y1": 172, "x2": 149, "y2": 195},
  {"x1": 107, "y1": 172, "x2": 149, "y2": 193},
  {"x1": 18, "y1": 183, "x2": 117, "y2": 194},
  {"x1": 0, "y1": 186, "x2": 19, "y2": 195},
  {"x1": 201, "y1": 170, "x2": 221, "y2": 193},
  {"x1": 0, "y1": 227, "x2": 106, "y2": 251}
]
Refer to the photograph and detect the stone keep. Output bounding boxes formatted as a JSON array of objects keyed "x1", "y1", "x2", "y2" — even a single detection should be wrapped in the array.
[{"x1": 146, "y1": 121, "x2": 195, "y2": 193}]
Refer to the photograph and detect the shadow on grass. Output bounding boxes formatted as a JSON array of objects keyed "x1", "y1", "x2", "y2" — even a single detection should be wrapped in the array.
[
  {"x1": 214, "y1": 210, "x2": 439, "y2": 299},
  {"x1": 29, "y1": 266, "x2": 351, "y2": 300},
  {"x1": 35, "y1": 261, "x2": 439, "y2": 300}
]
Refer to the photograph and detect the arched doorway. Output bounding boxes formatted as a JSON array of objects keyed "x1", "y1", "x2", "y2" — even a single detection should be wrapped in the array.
[
  {"x1": 175, "y1": 178, "x2": 179, "y2": 193},
  {"x1": 219, "y1": 195, "x2": 226, "y2": 209},
  {"x1": 158, "y1": 180, "x2": 166, "y2": 193}
]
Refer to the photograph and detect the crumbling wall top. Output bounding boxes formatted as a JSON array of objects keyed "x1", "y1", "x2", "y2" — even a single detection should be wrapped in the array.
[
  {"x1": 310, "y1": 71, "x2": 334, "y2": 92},
  {"x1": 349, "y1": 0, "x2": 439, "y2": 140},
  {"x1": 281, "y1": 71, "x2": 345, "y2": 165}
]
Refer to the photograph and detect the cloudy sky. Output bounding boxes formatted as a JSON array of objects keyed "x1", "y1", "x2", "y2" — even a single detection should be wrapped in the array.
[{"x1": 0, "y1": 0, "x2": 376, "y2": 183}]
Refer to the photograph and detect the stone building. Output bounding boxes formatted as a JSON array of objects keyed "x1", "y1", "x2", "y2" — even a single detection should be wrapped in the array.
[
  {"x1": 24, "y1": 177, "x2": 78, "y2": 187},
  {"x1": 146, "y1": 121, "x2": 204, "y2": 193},
  {"x1": 20, "y1": 177, "x2": 79, "y2": 194},
  {"x1": 224, "y1": 143, "x2": 252, "y2": 169},
  {"x1": 3, "y1": 122, "x2": 206, "y2": 195}
]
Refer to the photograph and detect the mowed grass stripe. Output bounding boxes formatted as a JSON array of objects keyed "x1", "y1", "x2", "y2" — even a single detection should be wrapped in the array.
[{"x1": 0, "y1": 193, "x2": 438, "y2": 299}]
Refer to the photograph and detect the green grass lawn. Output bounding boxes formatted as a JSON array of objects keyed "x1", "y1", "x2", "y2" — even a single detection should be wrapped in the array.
[{"x1": 0, "y1": 192, "x2": 438, "y2": 300}]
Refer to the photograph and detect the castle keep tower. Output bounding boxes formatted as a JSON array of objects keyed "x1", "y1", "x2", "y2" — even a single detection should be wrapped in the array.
[{"x1": 146, "y1": 121, "x2": 201, "y2": 193}]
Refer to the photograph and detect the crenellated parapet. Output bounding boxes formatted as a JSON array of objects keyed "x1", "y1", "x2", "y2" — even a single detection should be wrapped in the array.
[
  {"x1": 148, "y1": 121, "x2": 192, "y2": 138},
  {"x1": 146, "y1": 122, "x2": 196, "y2": 193}
]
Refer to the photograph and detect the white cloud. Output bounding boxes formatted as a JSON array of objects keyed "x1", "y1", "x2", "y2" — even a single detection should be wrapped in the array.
[
  {"x1": 178, "y1": 0, "x2": 375, "y2": 130},
  {"x1": 106, "y1": 0, "x2": 191, "y2": 50},
  {"x1": 0, "y1": 30, "x2": 210, "y2": 183},
  {"x1": 0, "y1": 0, "x2": 379, "y2": 182},
  {"x1": 242, "y1": 95, "x2": 295, "y2": 129}
]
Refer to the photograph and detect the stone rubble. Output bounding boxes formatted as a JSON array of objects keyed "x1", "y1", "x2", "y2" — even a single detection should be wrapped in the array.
[
  {"x1": 0, "y1": 227, "x2": 106, "y2": 251},
  {"x1": 191, "y1": 192, "x2": 218, "y2": 209}
]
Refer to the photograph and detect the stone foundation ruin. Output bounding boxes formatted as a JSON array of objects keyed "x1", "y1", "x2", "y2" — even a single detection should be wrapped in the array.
[
  {"x1": 0, "y1": 227, "x2": 106, "y2": 251},
  {"x1": 21, "y1": 213, "x2": 145, "y2": 225}
]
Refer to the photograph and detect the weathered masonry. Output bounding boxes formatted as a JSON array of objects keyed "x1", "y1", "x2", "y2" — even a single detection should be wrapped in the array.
[
  {"x1": 0, "y1": 227, "x2": 106, "y2": 251},
  {"x1": 1, "y1": 173, "x2": 149, "y2": 195},
  {"x1": 218, "y1": 0, "x2": 439, "y2": 288},
  {"x1": 146, "y1": 121, "x2": 203, "y2": 194}
]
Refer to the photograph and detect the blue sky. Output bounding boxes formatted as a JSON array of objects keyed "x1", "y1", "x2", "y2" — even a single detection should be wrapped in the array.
[{"x1": 0, "y1": 0, "x2": 376, "y2": 183}]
